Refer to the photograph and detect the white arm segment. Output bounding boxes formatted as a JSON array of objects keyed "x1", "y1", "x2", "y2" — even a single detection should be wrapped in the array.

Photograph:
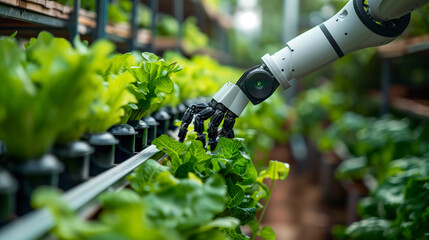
[
  {"x1": 262, "y1": 0, "x2": 425, "y2": 91},
  {"x1": 369, "y1": 0, "x2": 429, "y2": 21}
]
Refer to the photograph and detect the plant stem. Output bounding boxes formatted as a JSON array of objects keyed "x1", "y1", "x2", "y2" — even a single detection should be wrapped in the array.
[
  {"x1": 258, "y1": 164, "x2": 276, "y2": 225},
  {"x1": 258, "y1": 179, "x2": 275, "y2": 225}
]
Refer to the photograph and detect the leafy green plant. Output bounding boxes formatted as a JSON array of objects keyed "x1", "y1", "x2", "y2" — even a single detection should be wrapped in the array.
[
  {"x1": 292, "y1": 84, "x2": 355, "y2": 143},
  {"x1": 33, "y1": 136, "x2": 289, "y2": 239},
  {"x1": 0, "y1": 32, "x2": 113, "y2": 160},
  {"x1": 183, "y1": 17, "x2": 209, "y2": 53},
  {"x1": 157, "y1": 15, "x2": 180, "y2": 37},
  {"x1": 125, "y1": 52, "x2": 182, "y2": 122},
  {"x1": 152, "y1": 135, "x2": 290, "y2": 239},
  {"x1": 84, "y1": 52, "x2": 137, "y2": 133},
  {"x1": 335, "y1": 155, "x2": 429, "y2": 240},
  {"x1": 330, "y1": 113, "x2": 425, "y2": 184}
]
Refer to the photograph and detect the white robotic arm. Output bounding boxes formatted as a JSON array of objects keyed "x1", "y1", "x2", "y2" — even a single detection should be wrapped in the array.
[
  {"x1": 178, "y1": 0, "x2": 429, "y2": 150},
  {"x1": 263, "y1": 0, "x2": 414, "y2": 92}
]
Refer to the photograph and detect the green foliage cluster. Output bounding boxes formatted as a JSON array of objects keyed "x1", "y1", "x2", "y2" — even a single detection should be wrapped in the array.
[
  {"x1": 0, "y1": 32, "x2": 115, "y2": 160},
  {"x1": 0, "y1": 32, "x2": 180, "y2": 161},
  {"x1": 33, "y1": 135, "x2": 289, "y2": 239},
  {"x1": 125, "y1": 52, "x2": 182, "y2": 121},
  {"x1": 322, "y1": 113, "x2": 429, "y2": 184},
  {"x1": 182, "y1": 17, "x2": 210, "y2": 53},
  {"x1": 151, "y1": 135, "x2": 290, "y2": 239},
  {"x1": 292, "y1": 84, "x2": 355, "y2": 140},
  {"x1": 335, "y1": 154, "x2": 429, "y2": 240}
]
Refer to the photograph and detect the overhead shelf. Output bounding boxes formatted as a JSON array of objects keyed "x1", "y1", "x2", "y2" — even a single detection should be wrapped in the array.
[
  {"x1": 391, "y1": 96, "x2": 429, "y2": 118},
  {"x1": 0, "y1": 0, "x2": 151, "y2": 50},
  {"x1": 377, "y1": 34, "x2": 429, "y2": 58},
  {"x1": 0, "y1": 2, "x2": 67, "y2": 27},
  {"x1": 79, "y1": 9, "x2": 151, "y2": 45}
]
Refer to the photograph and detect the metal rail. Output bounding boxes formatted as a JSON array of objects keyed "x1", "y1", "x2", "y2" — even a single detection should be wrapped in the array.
[{"x1": 0, "y1": 145, "x2": 161, "y2": 240}]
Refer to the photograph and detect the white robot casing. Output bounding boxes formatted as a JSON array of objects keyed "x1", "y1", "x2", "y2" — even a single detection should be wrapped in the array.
[{"x1": 262, "y1": 0, "x2": 417, "y2": 91}]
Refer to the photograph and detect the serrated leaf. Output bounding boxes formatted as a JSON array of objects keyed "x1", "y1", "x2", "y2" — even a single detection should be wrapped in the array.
[
  {"x1": 175, "y1": 162, "x2": 192, "y2": 179},
  {"x1": 226, "y1": 178, "x2": 245, "y2": 208},
  {"x1": 212, "y1": 138, "x2": 243, "y2": 159},
  {"x1": 152, "y1": 135, "x2": 187, "y2": 170},
  {"x1": 185, "y1": 140, "x2": 211, "y2": 163}
]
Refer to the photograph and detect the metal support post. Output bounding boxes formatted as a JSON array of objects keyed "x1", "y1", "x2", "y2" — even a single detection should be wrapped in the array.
[
  {"x1": 174, "y1": 0, "x2": 184, "y2": 50},
  {"x1": 95, "y1": 0, "x2": 108, "y2": 40},
  {"x1": 149, "y1": 0, "x2": 158, "y2": 52},
  {"x1": 69, "y1": 0, "x2": 80, "y2": 43},
  {"x1": 129, "y1": 0, "x2": 138, "y2": 51}
]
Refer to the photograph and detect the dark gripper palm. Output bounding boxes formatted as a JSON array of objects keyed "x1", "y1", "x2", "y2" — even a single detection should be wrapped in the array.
[{"x1": 178, "y1": 100, "x2": 237, "y2": 150}]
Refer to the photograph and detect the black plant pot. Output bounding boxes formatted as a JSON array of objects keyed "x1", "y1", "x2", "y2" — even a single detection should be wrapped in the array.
[
  {"x1": 9, "y1": 154, "x2": 64, "y2": 216},
  {"x1": 109, "y1": 124, "x2": 137, "y2": 163},
  {"x1": 153, "y1": 110, "x2": 171, "y2": 137},
  {"x1": 87, "y1": 132, "x2": 119, "y2": 176},
  {"x1": 128, "y1": 120, "x2": 149, "y2": 152},
  {"x1": 164, "y1": 106, "x2": 179, "y2": 130},
  {"x1": 177, "y1": 103, "x2": 187, "y2": 119},
  {"x1": 144, "y1": 116, "x2": 159, "y2": 145},
  {"x1": 52, "y1": 141, "x2": 94, "y2": 190},
  {"x1": 0, "y1": 168, "x2": 17, "y2": 226}
]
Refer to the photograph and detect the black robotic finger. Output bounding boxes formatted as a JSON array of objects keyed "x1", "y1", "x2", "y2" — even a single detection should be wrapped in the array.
[
  {"x1": 194, "y1": 114, "x2": 207, "y2": 146},
  {"x1": 207, "y1": 106, "x2": 227, "y2": 151},
  {"x1": 219, "y1": 111, "x2": 237, "y2": 139},
  {"x1": 178, "y1": 107, "x2": 194, "y2": 142},
  {"x1": 178, "y1": 102, "x2": 215, "y2": 143}
]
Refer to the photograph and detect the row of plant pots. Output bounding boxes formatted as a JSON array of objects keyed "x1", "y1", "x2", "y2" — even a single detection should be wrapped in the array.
[{"x1": 0, "y1": 101, "x2": 194, "y2": 226}]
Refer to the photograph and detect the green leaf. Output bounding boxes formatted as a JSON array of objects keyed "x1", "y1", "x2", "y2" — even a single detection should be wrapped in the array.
[
  {"x1": 228, "y1": 156, "x2": 258, "y2": 187},
  {"x1": 174, "y1": 162, "x2": 192, "y2": 179},
  {"x1": 9, "y1": 31, "x2": 17, "y2": 38},
  {"x1": 226, "y1": 178, "x2": 245, "y2": 208},
  {"x1": 98, "y1": 189, "x2": 141, "y2": 209},
  {"x1": 257, "y1": 161, "x2": 290, "y2": 182},
  {"x1": 256, "y1": 226, "x2": 276, "y2": 240},
  {"x1": 32, "y1": 186, "x2": 112, "y2": 239},
  {"x1": 152, "y1": 135, "x2": 187, "y2": 170},
  {"x1": 142, "y1": 175, "x2": 227, "y2": 230},
  {"x1": 220, "y1": 227, "x2": 250, "y2": 240},
  {"x1": 212, "y1": 138, "x2": 243, "y2": 159},
  {"x1": 127, "y1": 159, "x2": 171, "y2": 195},
  {"x1": 205, "y1": 217, "x2": 240, "y2": 229},
  {"x1": 142, "y1": 52, "x2": 160, "y2": 62},
  {"x1": 335, "y1": 157, "x2": 368, "y2": 181},
  {"x1": 233, "y1": 206, "x2": 257, "y2": 225},
  {"x1": 345, "y1": 218, "x2": 391, "y2": 240}
]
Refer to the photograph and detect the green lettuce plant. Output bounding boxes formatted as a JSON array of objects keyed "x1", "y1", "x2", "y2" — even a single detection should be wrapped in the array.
[
  {"x1": 329, "y1": 113, "x2": 425, "y2": 184},
  {"x1": 335, "y1": 155, "x2": 429, "y2": 240},
  {"x1": 151, "y1": 135, "x2": 289, "y2": 239},
  {"x1": 82, "y1": 51, "x2": 137, "y2": 133},
  {"x1": 34, "y1": 136, "x2": 289, "y2": 240},
  {"x1": 125, "y1": 52, "x2": 182, "y2": 122},
  {"x1": 0, "y1": 32, "x2": 113, "y2": 160}
]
